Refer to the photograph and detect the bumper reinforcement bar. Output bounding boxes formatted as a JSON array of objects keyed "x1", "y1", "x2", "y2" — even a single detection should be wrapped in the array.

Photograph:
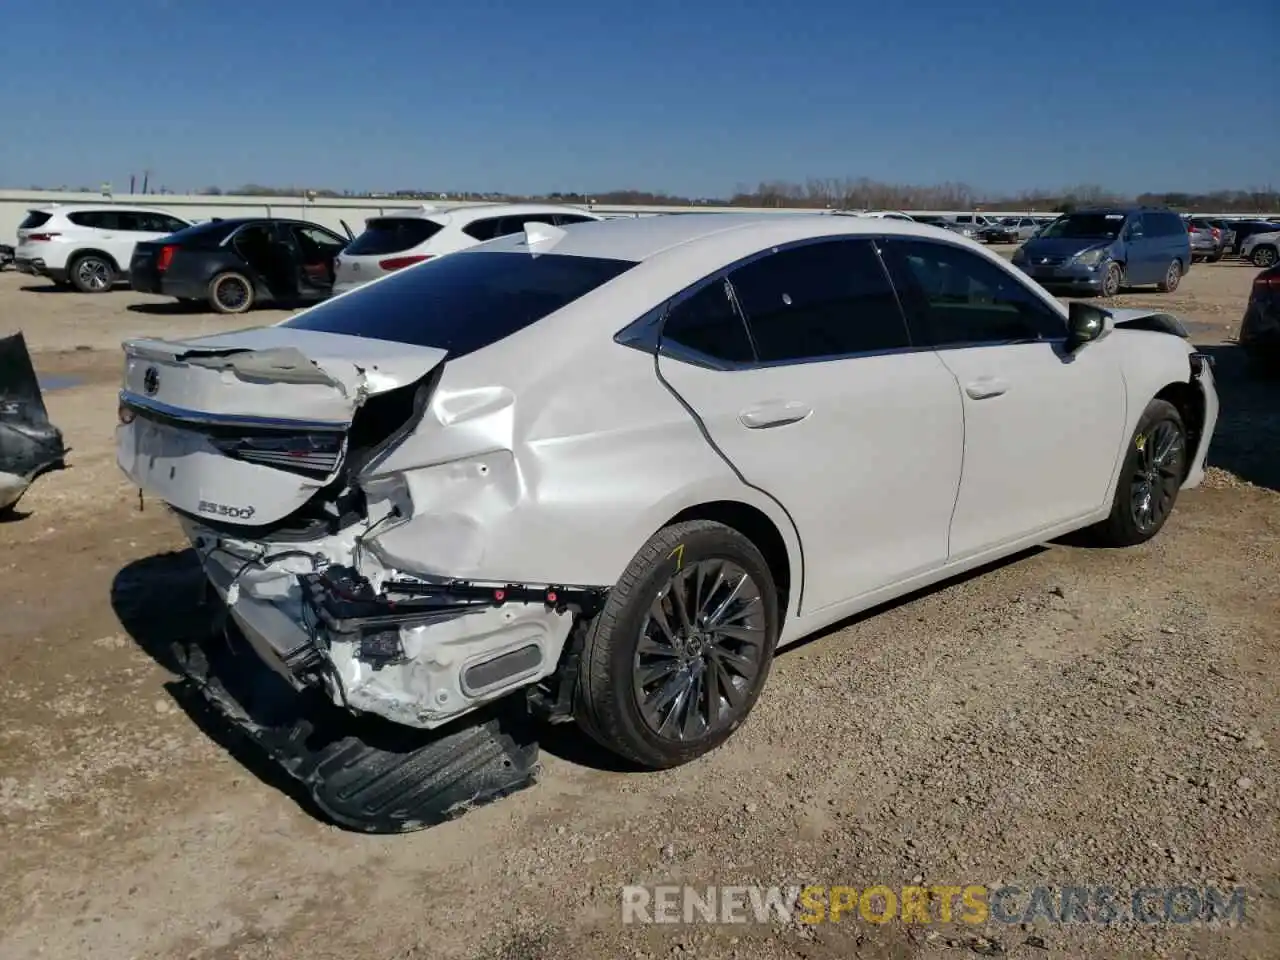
[{"x1": 299, "y1": 568, "x2": 607, "y2": 631}]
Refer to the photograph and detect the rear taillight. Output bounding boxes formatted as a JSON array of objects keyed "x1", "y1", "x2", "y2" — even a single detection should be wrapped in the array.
[
  {"x1": 379, "y1": 255, "x2": 431, "y2": 271},
  {"x1": 1254, "y1": 273, "x2": 1280, "y2": 289},
  {"x1": 25, "y1": 232, "x2": 59, "y2": 242},
  {"x1": 156, "y1": 245, "x2": 177, "y2": 271},
  {"x1": 1212, "y1": 227, "x2": 1221, "y2": 239}
]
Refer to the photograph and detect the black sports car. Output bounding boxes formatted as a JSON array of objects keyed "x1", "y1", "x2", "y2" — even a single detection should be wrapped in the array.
[{"x1": 129, "y1": 217, "x2": 351, "y2": 314}]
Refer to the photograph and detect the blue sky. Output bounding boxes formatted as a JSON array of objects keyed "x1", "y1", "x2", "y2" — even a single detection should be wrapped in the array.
[{"x1": 0, "y1": 0, "x2": 1276, "y2": 197}]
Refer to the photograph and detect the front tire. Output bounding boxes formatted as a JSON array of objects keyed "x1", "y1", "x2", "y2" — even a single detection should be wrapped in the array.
[
  {"x1": 208, "y1": 271, "x2": 255, "y2": 314},
  {"x1": 1090, "y1": 399, "x2": 1187, "y2": 547},
  {"x1": 1100, "y1": 262, "x2": 1122, "y2": 298},
  {"x1": 68, "y1": 254, "x2": 115, "y2": 293},
  {"x1": 574, "y1": 520, "x2": 779, "y2": 769},
  {"x1": 1157, "y1": 259, "x2": 1183, "y2": 293}
]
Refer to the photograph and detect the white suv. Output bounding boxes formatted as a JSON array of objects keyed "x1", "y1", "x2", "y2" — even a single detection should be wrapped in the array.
[
  {"x1": 15, "y1": 204, "x2": 191, "y2": 292},
  {"x1": 332, "y1": 203, "x2": 604, "y2": 293}
]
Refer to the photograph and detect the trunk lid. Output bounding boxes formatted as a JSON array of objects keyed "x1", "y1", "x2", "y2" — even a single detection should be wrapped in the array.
[{"x1": 118, "y1": 326, "x2": 447, "y2": 528}]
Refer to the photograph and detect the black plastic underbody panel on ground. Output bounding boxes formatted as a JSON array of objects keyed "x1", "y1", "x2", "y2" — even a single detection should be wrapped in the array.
[
  {"x1": 0, "y1": 331, "x2": 68, "y2": 510},
  {"x1": 170, "y1": 624, "x2": 541, "y2": 833}
]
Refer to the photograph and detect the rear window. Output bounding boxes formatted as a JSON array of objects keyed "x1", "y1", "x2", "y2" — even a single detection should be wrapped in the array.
[
  {"x1": 19, "y1": 211, "x2": 52, "y2": 229},
  {"x1": 344, "y1": 218, "x2": 443, "y2": 256},
  {"x1": 161, "y1": 219, "x2": 241, "y2": 246},
  {"x1": 283, "y1": 251, "x2": 637, "y2": 357}
]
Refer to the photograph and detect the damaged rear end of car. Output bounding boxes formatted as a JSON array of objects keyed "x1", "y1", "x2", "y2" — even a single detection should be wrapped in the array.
[{"x1": 116, "y1": 239, "x2": 639, "y2": 830}]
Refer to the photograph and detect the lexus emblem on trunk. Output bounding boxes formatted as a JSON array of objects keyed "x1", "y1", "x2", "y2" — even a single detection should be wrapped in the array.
[{"x1": 143, "y1": 366, "x2": 160, "y2": 395}]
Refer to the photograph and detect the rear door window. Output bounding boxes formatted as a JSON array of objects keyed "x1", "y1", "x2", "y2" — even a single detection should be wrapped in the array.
[
  {"x1": 462, "y1": 217, "x2": 502, "y2": 242},
  {"x1": 344, "y1": 218, "x2": 443, "y2": 256},
  {"x1": 282, "y1": 251, "x2": 636, "y2": 357},
  {"x1": 131, "y1": 211, "x2": 187, "y2": 233},
  {"x1": 728, "y1": 238, "x2": 911, "y2": 362},
  {"x1": 661, "y1": 278, "x2": 756, "y2": 365},
  {"x1": 495, "y1": 214, "x2": 558, "y2": 237},
  {"x1": 68, "y1": 211, "x2": 115, "y2": 229}
]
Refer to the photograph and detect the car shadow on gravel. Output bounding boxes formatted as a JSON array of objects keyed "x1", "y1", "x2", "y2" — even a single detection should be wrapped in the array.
[
  {"x1": 770, "y1": 545, "x2": 1048, "y2": 659},
  {"x1": 1198, "y1": 342, "x2": 1280, "y2": 491},
  {"x1": 126, "y1": 301, "x2": 208, "y2": 315},
  {"x1": 19, "y1": 283, "x2": 131, "y2": 294},
  {"x1": 107, "y1": 542, "x2": 1060, "y2": 794},
  {"x1": 109, "y1": 549, "x2": 331, "y2": 821}
]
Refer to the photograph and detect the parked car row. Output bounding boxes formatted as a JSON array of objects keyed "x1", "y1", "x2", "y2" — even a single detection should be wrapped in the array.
[
  {"x1": 9, "y1": 201, "x2": 1280, "y2": 316},
  {"x1": 1232, "y1": 221, "x2": 1280, "y2": 266},
  {"x1": 9, "y1": 201, "x2": 612, "y2": 312}
]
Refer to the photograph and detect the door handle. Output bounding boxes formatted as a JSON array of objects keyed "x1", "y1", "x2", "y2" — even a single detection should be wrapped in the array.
[
  {"x1": 738, "y1": 400, "x2": 812, "y2": 429},
  {"x1": 964, "y1": 376, "x2": 1009, "y2": 400}
]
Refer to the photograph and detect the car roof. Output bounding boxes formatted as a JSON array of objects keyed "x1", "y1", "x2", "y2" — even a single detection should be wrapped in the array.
[
  {"x1": 31, "y1": 203, "x2": 185, "y2": 215},
  {"x1": 457, "y1": 211, "x2": 967, "y2": 264},
  {"x1": 373, "y1": 202, "x2": 600, "y2": 224}
]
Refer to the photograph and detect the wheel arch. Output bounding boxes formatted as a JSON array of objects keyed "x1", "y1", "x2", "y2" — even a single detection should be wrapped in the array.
[
  {"x1": 1154, "y1": 379, "x2": 1205, "y2": 481},
  {"x1": 68, "y1": 247, "x2": 121, "y2": 272},
  {"x1": 661, "y1": 499, "x2": 800, "y2": 629}
]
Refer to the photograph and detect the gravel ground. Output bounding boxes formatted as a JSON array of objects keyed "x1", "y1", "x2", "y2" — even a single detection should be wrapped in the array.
[{"x1": 0, "y1": 255, "x2": 1277, "y2": 960}]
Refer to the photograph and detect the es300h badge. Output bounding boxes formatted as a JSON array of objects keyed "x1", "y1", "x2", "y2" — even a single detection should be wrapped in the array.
[{"x1": 197, "y1": 499, "x2": 256, "y2": 520}]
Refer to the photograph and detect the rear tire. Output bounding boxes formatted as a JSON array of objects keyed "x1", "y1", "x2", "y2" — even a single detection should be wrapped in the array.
[
  {"x1": 574, "y1": 520, "x2": 779, "y2": 769},
  {"x1": 68, "y1": 254, "x2": 115, "y2": 293},
  {"x1": 1157, "y1": 259, "x2": 1183, "y2": 293},
  {"x1": 1089, "y1": 399, "x2": 1187, "y2": 547},
  {"x1": 208, "y1": 272, "x2": 255, "y2": 314},
  {"x1": 1252, "y1": 245, "x2": 1278, "y2": 269}
]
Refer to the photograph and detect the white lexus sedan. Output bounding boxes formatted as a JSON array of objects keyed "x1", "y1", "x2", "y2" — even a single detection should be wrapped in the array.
[{"x1": 116, "y1": 214, "x2": 1218, "y2": 820}]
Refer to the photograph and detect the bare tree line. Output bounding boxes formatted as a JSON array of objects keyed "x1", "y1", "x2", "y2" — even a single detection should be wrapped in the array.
[{"x1": 21, "y1": 179, "x2": 1279, "y2": 214}]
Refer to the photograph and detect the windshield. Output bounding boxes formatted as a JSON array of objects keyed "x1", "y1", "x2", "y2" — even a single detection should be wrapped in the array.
[
  {"x1": 283, "y1": 251, "x2": 637, "y2": 357},
  {"x1": 999, "y1": 217, "x2": 1019, "y2": 226},
  {"x1": 1037, "y1": 214, "x2": 1126, "y2": 240}
]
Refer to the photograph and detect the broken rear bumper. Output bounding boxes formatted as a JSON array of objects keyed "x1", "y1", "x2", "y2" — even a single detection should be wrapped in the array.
[
  {"x1": 184, "y1": 518, "x2": 600, "y2": 732},
  {"x1": 171, "y1": 622, "x2": 540, "y2": 833}
]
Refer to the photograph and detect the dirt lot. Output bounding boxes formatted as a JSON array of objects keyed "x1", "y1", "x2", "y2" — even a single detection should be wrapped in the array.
[{"x1": 1, "y1": 257, "x2": 1277, "y2": 960}]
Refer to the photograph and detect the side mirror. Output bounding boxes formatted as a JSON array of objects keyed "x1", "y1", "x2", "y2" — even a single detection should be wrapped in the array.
[{"x1": 1066, "y1": 301, "x2": 1110, "y2": 351}]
